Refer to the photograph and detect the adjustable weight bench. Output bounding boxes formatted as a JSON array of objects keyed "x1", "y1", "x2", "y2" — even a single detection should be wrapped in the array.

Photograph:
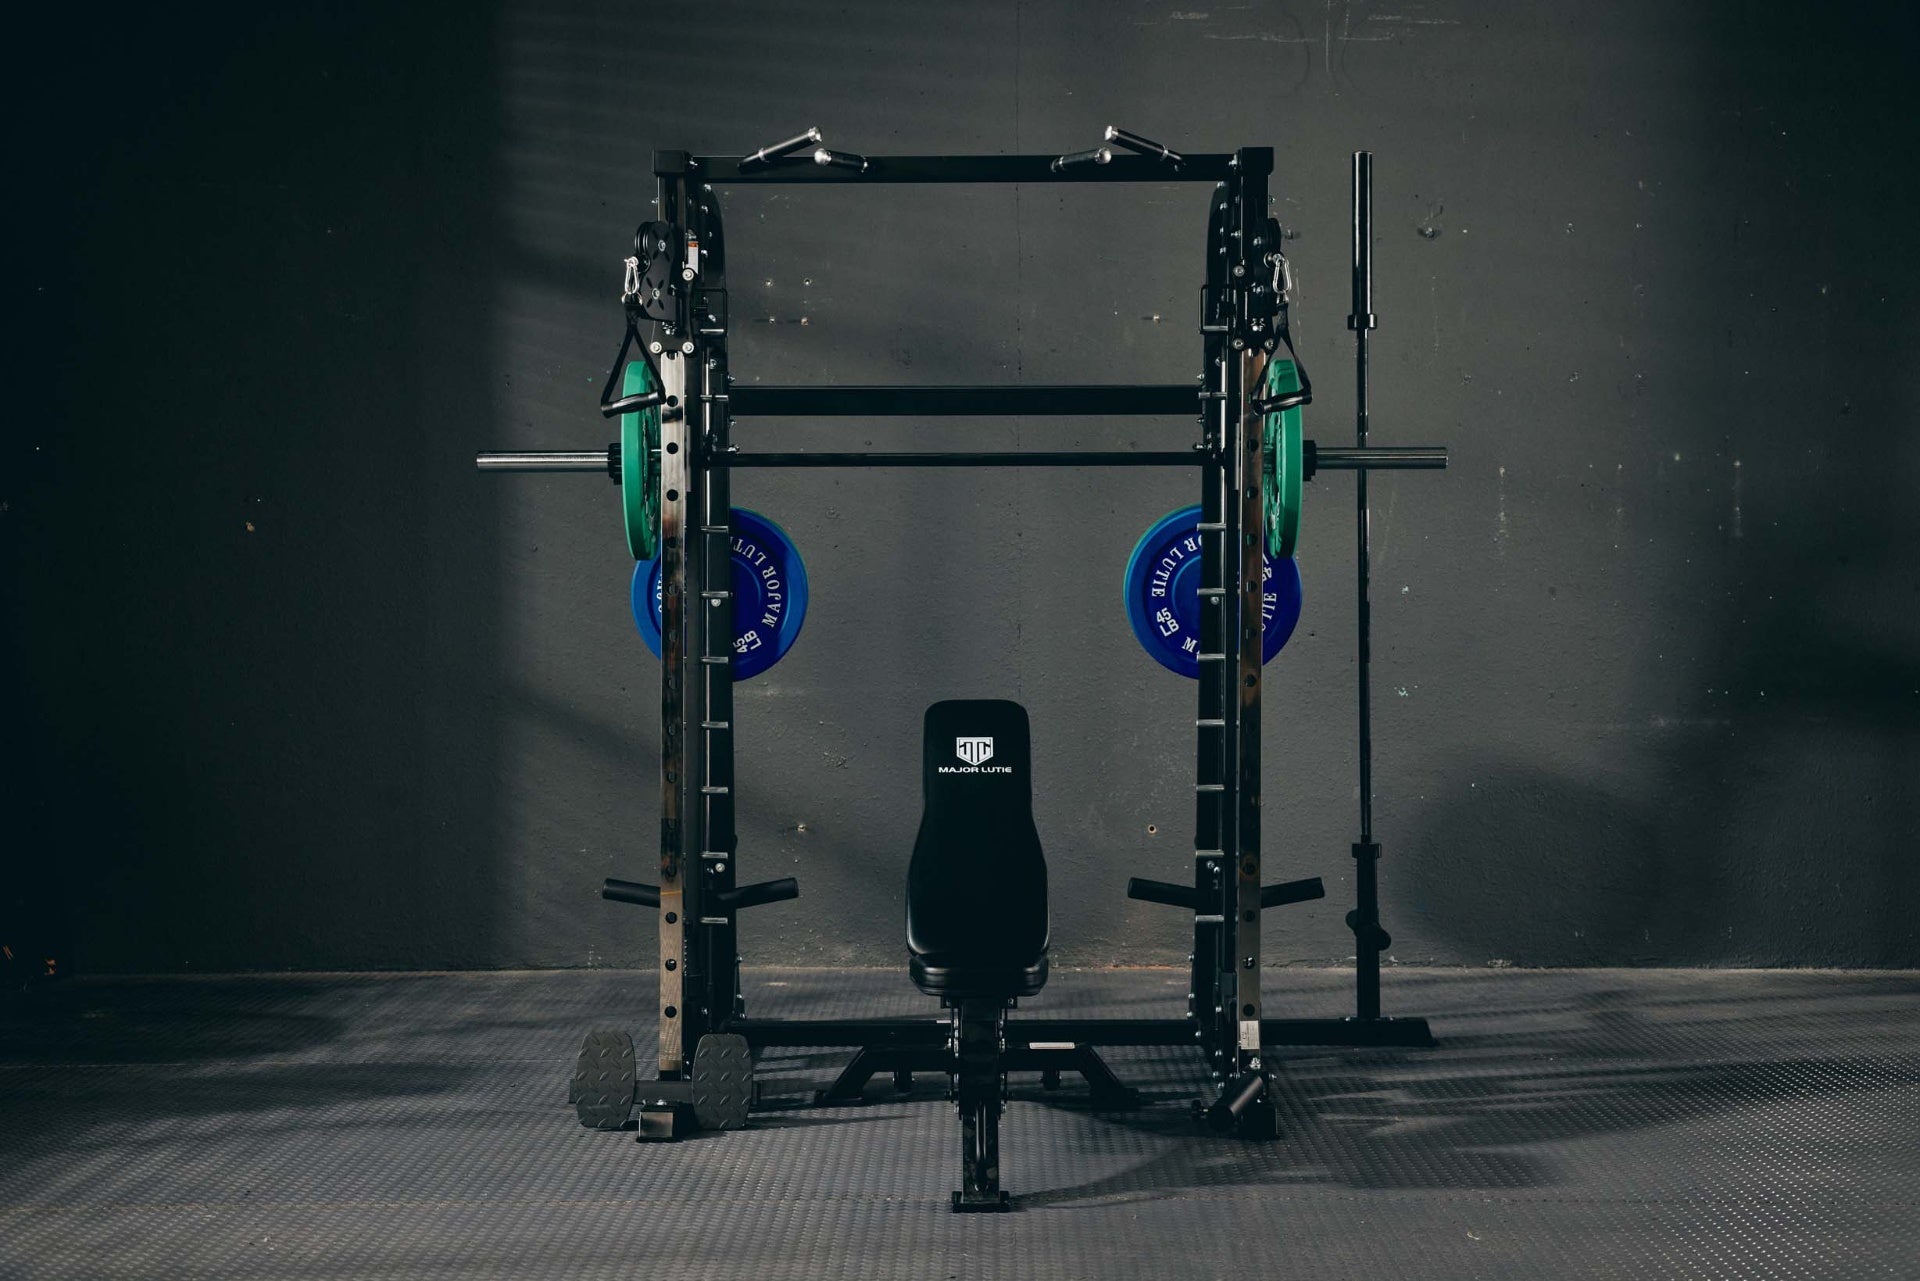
[{"x1": 907, "y1": 699, "x2": 1051, "y2": 1211}]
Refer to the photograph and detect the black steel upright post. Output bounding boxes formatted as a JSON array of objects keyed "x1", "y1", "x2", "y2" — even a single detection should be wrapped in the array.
[
  {"x1": 1227, "y1": 148, "x2": 1272, "y2": 1088},
  {"x1": 652, "y1": 153, "x2": 698, "y2": 1076},
  {"x1": 691, "y1": 184, "x2": 740, "y2": 1031},
  {"x1": 1192, "y1": 183, "x2": 1233, "y2": 1065},
  {"x1": 1346, "y1": 151, "x2": 1385, "y2": 1021}
]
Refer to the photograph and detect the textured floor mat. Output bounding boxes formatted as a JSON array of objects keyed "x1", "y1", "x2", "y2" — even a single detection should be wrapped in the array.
[{"x1": 1, "y1": 968, "x2": 1915, "y2": 1279}]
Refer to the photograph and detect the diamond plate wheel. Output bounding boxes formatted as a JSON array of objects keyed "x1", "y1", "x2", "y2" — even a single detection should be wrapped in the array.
[
  {"x1": 690, "y1": 1033, "x2": 753, "y2": 1131},
  {"x1": 571, "y1": 1028, "x2": 637, "y2": 1130}
]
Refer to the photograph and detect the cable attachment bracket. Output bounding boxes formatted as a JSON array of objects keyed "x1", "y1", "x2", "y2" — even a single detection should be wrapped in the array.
[{"x1": 598, "y1": 225, "x2": 678, "y2": 418}]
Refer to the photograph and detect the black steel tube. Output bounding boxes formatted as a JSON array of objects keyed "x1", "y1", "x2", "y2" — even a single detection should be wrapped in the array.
[
  {"x1": 714, "y1": 877, "x2": 800, "y2": 912},
  {"x1": 601, "y1": 878, "x2": 660, "y2": 907},
  {"x1": 695, "y1": 153, "x2": 1236, "y2": 184},
  {"x1": 1125, "y1": 878, "x2": 1204, "y2": 911},
  {"x1": 722, "y1": 450, "x2": 1201, "y2": 468},
  {"x1": 1206, "y1": 1070, "x2": 1266, "y2": 1132},
  {"x1": 727, "y1": 384, "x2": 1198, "y2": 417},
  {"x1": 1312, "y1": 446, "x2": 1447, "y2": 470},
  {"x1": 1259, "y1": 877, "x2": 1326, "y2": 909},
  {"x1": 1352, "y1": 152, "x2": 1375, "y2": 846},
  {"x1": 1349, "y1": 150, "x2": 1381, "y2": 1021}
]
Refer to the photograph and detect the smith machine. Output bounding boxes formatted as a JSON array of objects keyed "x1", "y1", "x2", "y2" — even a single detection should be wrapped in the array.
[{"x1": 478, "y1": 128, "x2": 1448, "y2": 1208}]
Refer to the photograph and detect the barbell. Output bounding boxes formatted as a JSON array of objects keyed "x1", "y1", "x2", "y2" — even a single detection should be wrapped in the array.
[{"x1": 477, "y1": 363, "x2": 1445, "y2": 678}]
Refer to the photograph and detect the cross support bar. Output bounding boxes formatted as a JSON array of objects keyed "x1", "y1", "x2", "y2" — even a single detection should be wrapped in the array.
[
  {"x1": 694, "y1": 153, "x2": 1236, "y2": 185},
  {"x1": 725, "y1": 451, "x2": 1200, "y2": 468},
  {"x1": 728, "y1": 384, "x2": 1200, "y2": 416}
]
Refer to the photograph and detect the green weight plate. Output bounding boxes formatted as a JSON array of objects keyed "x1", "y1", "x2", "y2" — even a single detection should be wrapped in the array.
[
  {"x1": 621, "y1": 361, "x2": 661, "y2": 560},
  {"x1": 1261, "y1": 357, "x2": 1304, "y2": 560}
]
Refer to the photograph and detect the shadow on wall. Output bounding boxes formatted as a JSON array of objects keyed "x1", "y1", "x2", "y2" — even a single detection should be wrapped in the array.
[
  {"x1": 1404, "y1": 3, "x2": 1920, "y2": 967},
  {"x1": 3, "y1": 1, "x2": 512, "y2": 971}
]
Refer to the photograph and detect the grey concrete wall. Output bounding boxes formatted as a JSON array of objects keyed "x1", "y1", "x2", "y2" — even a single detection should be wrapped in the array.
[{"x1": 5, "y1": 0, "x2": 1916, "y2": 973}]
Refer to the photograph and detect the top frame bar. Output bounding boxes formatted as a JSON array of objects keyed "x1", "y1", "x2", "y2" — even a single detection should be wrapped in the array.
[{"x1": 688, "y1": 153, "x2": 1238, "y2": 185}]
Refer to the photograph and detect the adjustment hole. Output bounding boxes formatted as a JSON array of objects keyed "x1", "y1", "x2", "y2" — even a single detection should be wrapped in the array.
[
  {"x1": 1242, "y1": 1003, "x2": 1256, "y2": 1017},
  {"x1": 664, "y1": 1006, "x2": 677, "y2": 1019},
  {"x1": 666, "y1": 441, "x2": 679, "y2": 454},
  {"x1": 667, "y1": 489, "x2": 679, "y2": 502},
  {"x1": 664, "y1": 911, "x2": 678, "y2": 923}
]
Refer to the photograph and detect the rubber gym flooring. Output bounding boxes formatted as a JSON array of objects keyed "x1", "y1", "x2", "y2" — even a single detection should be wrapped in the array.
[{"x1": 2, "y1": 968, "x2": 1915, "y2": 1280}]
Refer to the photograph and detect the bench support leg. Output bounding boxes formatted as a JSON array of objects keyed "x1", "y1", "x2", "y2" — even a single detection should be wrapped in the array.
[{"x1": 952, "y1": 998, "x2": 1012, "y2": 1211}]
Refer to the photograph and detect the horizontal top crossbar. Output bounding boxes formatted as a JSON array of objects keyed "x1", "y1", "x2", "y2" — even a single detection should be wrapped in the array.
[
  {"x1": 691, "y1": 153, "x2": 1237, "y2": 185},
  {"x1": 727, "y1": 384, "x2": 1199, "y2": 417}
]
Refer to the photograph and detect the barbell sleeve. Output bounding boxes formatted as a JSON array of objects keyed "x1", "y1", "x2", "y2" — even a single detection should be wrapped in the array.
[
  {"x1": 1311, "y1": 445, "x2": 1448, "y2": 471},
  {"x1": 475, "y1": 450, "x2": 612, "y2": 473}
]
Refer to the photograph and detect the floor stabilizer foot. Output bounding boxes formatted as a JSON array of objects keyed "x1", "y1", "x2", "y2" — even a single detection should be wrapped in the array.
[
  {"x1": 690, "y1": 1032, "x2": 753, "y2": 1130},
  {"x1": 571, "y1": 1028, "x2": 637, "y2": 1130},
  {"x1": 952, "y1": 1189, "x2": 1014, "y2": 1213}
]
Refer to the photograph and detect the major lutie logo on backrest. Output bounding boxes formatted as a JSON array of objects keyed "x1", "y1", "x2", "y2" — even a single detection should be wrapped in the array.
[{"x1": 954, "y1": 736, "x2": 994, "y2": 766}]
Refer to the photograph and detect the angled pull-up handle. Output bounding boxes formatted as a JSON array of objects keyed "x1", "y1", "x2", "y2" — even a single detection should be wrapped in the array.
[
  {"x1": 813, "y1": 148, "x2": 868, "y2": 172},
  {"x1": 1104, "y1": 126, "x2": 1183, "y2": 166},
  {"x1": 1051, "y1": 147, "x2": 1111, "y2": 173},
  {"x1": 740, "y1": 126, "x2": 821, "y2": 170}
]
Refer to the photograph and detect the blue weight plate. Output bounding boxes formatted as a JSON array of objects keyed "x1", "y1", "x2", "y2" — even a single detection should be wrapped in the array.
[
  {"x1": 1123, "y1": 504, "x2": 1302, "y2": 678},
  {"x1": 632, "y1": 508, "x2": 809, "y2": 681}
]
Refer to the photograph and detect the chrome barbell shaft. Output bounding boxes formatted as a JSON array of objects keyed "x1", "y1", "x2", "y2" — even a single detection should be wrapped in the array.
[{"x1": 475, "y1": 450, "x2": 610, "y2": 472}]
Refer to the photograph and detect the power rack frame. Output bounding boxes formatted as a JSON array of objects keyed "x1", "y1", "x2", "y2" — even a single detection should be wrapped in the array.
[{"x1": 480, "y1": 141, "x2": 1443, "y2": 1136}]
